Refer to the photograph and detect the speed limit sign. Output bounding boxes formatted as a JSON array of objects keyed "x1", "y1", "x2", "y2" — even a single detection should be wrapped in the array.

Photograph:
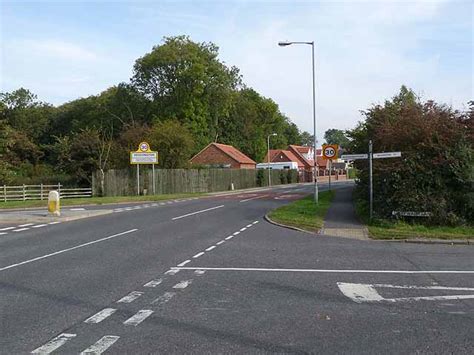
[{"x1": 322, "y1": 144, "x2": 339, "y2": 160}]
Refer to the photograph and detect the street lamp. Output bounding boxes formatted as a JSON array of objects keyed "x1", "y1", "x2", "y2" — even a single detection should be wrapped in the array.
[
  {"x1": 267, "y1": 133, "x2": 278, "y2": 187},
  {"x1": 278, "y1": 40, "x2": 318, "y2": 203}
]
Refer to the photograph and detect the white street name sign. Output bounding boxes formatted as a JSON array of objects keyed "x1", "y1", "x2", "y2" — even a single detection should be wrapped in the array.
[
  {"x1": 373, "y1": 152, "x2": 402, "y2": 159},
  {"x1": 340, "y1": 154, "x2": 368, "y2": 160}
]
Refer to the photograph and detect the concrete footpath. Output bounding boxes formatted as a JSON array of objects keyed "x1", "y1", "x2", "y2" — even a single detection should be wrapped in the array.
[
  {"x1": 0, "y1": 209, "x2": 112, "y2": 224},
  {"x1": 321, "y1": 185, "x2": 369, "y2": 240}
]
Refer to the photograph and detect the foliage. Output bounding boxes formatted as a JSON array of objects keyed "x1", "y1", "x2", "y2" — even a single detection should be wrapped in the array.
[
  {"x1": 300, "y1": 131, "x2": 314, "y2": 146},
  {"x1": 347, "y1": 86, "x2": 473, "y2": 225},
  {"x1": 323, "y1": 128, "x2": 350, "y2": 149}
]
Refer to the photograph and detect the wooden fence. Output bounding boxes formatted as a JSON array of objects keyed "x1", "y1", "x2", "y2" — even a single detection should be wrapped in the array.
[{"x1": 92, "y1": 168, "x2": 300, "y2": 197}]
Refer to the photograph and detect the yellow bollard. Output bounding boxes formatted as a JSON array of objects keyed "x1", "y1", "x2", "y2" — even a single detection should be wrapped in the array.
[{"x1": 48, "y1": 190, "x2": 61, "y2": 216}]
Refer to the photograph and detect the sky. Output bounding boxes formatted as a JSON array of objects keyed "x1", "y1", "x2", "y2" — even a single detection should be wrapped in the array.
[{"x1": 1, "y1": 0, "x2": 472, "y2": 141}]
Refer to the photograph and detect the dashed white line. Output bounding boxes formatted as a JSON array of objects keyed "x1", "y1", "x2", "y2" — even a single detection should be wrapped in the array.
[
  {"x1": 18, "y1": 223, "x2": 34, "y2": 227},
  {"x1": 0, "y1": 226, "x2": 15, "y2": 231},
  {"x1": 80, "y1": 335, "x2": 120, "y2": 354},
  {"x1": 165, "y1": 269, "x2": 180, "y2": 275},
  {"x1": 32, "y1": 224, "x2": 48, "y2": 228},
  {"x1": 172, "y1": 205, "x2": 224, "y2": 220},
  {"x1": 239, "y1": 195, "x2": 268, "y2": 203},
  {"x1": 123, "y1": 310, "x2": 153, "y2": 326},
  {"x1": 48, "y1": 221, "x2": 61, "y2": 225},
  {"x1": 152, "y1": 292, "x2": 176, "y2": 305},
  {"x1": 177, "y1": 260, "x2": 191, "y2": 267},
  {"x1": 252, "y1": 221, "x2": 259, "y2": 224},
  {"x1": 216, "y1": 240, "x2": 225, "y2": 245},
  {"x1": 205, "y1": 246, "x2": 216, "y2": 251},
  {"x1": 13, "y1": 228, "x2": 29, "y2": 232},
  {"x1": 117, "y1": 291, "x2": 144, "y2": 303},
  {"x1": 246, "y1": 224, "x2": 253, "y2": 228},
  {"x1": 0, "y1": 229, "x2": 138, "y2": 272},
  {"x1": 193, "y1": 252, "x2": 205, "y2": 259},
  {"x1": 173, "y1": 280, "x2": 192, "y2": 289},
  {"x1": 0, "y1": 232, "x2": 7, "y2": 236},
  {"x1": 233, "y1": 231, "x2": 240, "y2": 235},
  {"x1": 70, "y1": 208, "x2": 85, "y2": 211},
  {"x1": 225, "y1": 236, "x2": 233, "y2": 240},
  {"x1": 31, "y1": 333, "x2": 76, "y2": 354},
  {"x1": 84, "y1": 308, "x2": 117, "y2": 324},
  {"x1": 240, "y1": 227, "x2": 247, "y2": 232},
  {"x1": 144, "y1": 278, "x2": 163, "y2": 287},
  {"x1": 195, "y1": 270, "x2": 206, "y2": 276}
]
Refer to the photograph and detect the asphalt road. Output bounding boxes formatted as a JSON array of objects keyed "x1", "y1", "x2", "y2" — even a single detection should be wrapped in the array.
[{"x1": 1, "y1": 181, "x2": 473, "y2": 354}]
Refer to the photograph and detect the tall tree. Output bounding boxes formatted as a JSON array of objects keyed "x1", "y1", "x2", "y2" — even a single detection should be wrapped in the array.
[{"x1": 324, "y1": 128, "x2": 350, "y2": 148}]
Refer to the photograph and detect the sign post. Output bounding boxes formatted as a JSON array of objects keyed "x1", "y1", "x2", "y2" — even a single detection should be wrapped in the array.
[
  {"x1": 322, "y1": 144, "x2": 339, "y2": 191},
  {"x1": 341, "y1": 144, "x2": 401, "y2": 220},
  {"x1": 130, "y1": 142, "x2": 158, "y2": 196}
]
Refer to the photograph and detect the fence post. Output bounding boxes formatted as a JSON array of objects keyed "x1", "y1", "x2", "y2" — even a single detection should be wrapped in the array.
[
  {"x1": 58, "y1": 183, "x2": 61, "y2": 198},
  {"x1": 23, "y1": 184, "x2": 26, "y2": 201},
  {"x1": 41, "y1": 183, "x2": 44, "y2": 200},
  {"x1": 3, "y1": 185, "x2": 5, "y2": 202}
]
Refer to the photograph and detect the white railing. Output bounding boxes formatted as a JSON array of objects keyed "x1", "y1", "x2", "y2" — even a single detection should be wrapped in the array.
[{"x1": 1, "y1": 184, "x2": 92, "y2": 202}]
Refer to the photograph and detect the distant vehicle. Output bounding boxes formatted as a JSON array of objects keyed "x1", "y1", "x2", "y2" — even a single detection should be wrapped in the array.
[{"x1": 256, "y1": 162, "x2": 298, "y2": 170}]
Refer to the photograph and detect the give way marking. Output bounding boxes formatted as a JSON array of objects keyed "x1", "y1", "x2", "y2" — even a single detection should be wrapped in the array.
[{"x1": 338, "y1": 282, "x2": 474, "y2": 303}]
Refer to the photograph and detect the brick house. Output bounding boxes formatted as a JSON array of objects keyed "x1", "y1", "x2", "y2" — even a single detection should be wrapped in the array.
[{"x1": 190, "y1": 143, "x2": 256, "y2": 169}]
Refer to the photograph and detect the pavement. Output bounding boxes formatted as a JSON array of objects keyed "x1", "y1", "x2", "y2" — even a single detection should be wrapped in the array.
[{"x1": 1, "y1": 180, "x2": 473, "y2": 354}]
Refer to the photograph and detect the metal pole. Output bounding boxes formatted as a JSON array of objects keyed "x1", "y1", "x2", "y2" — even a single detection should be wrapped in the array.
[
  {"x1": 311, "y1": 42, "x2": 318, "y2": 204},
  {"x1": 369, "y1": 140, "x2": 373, "y2": 220},
  {"x1": 152, "y1": 164, "x2": 155, "y2": 195},
  {"x1": 137, "y1": 164, "x2": 140, "y2": 196},
  {"x1": 329, "y1": 159, "x2": 332, "y2": 190},
  {"x1": 267, "y1": 135, "x2": 271, "y2": 187}
]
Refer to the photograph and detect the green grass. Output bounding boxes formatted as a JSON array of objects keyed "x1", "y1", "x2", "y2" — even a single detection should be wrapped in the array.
[
  {"x1": 369, "y1": 222, "x2": 474, "y2": 240},
  {"x1": 268, "y1": 190, "x2": 335, "y2": 232},
  {"x1": 0, "y1": 193, "x2": 205, "y2": 209}
]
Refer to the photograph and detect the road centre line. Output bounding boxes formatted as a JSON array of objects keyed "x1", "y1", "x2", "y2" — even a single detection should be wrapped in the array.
[
  {"x1": 31, "y1": 333, "x2": 76, "y2": 354},
  {"x1": 172, "y1": 205, "x2": 224, "y2": 220},
  {"x1": 0, "y1": 226, "x2": 15, "y2": 231},
  {"x1": 233, "y1": 231, "x2": 240, "y2": 235},
  {"x1": 0, "y1": 232, "x2": 7, "y2": 236},
  {"x1": 205, "y1": 246, "x2": 216, "y2": 251},
  {"x1": 177, "y1": 260, "x2": 191, "y2": 267},
  {"x1": 18, "y1": 223, "x2": 34, "y2": 227},
  {"x1": 84, "y1": 308, "x2": 117, "y2": 324},
  {"x1": 239, "y1": 195, "x2": 268, "y2": 203},
  {"x1": 216, "y1": 240, "x2": 225, "y2": 245},
  {"x1": 117, "y1": 291, "x2": 143, "y2": 303},
  {"x1": 225, "y1": 236, "x2": 233, "y2": 240},
  {"x1": 80, "y1": 335, "x2": 119, "y2": 355},
  {"x1": 123, "y1": 310, "x2": 153, "y2": 326},
  {"x1": 0, "y1": 229, "x2": 138, "y2": 272},
  {"x1": 48, "y1": 221, "x2": 61, "y2": 225},
  {"x1": 165, "y1": 269, "x2": 180, "y2": 275},
  {"x1": 32, "y1": 224, "x2": 48, "y2": 228},
  {"x1": 172, "y1": 267, "x2": 474, "y2": 274},
  {"x1": 193, "y1": 252, "x2": 205, "y2": 258},
  {"x1": 13, "y1": 228, "x2": 29, "y2": 232}
]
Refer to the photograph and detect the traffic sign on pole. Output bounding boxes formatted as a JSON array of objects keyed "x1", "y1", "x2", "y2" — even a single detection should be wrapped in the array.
[{"x1": 322, "y1": 144, "x2": 338, "y2": 160}]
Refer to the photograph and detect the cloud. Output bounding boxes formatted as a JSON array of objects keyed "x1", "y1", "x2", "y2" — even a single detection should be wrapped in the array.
[{"x1": 24, "y1": 39, "x2": 99, "y2": 61}]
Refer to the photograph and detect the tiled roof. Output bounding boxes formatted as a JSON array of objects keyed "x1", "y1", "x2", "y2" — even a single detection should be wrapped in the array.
[
  {"x1": 211, "y1": 143, "x2": 256, "y2": 165},
  {"x1": 264, "y1": 149, "x2": 305, "y2": 168},
  {"x1": 288, "y1": 145, "x2": 314, "y2": 168}
]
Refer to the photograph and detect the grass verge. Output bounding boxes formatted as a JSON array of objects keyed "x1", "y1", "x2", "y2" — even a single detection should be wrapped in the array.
[
  {"x1": 267, "y1": 190, "x2": 335, "y2": 232},
  {"x1": 0, "y1": 193, "x2": 205, "y2": 209},
  {"x1": 368, "y1": 222, "x2": 474, "y2": 240}
]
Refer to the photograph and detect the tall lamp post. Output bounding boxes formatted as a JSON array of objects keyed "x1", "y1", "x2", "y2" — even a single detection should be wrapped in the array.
[
  {"x1": 267, "y1": 133, "x2": 277, "y2": 186},
  {"x1": 278, "y1": 41, "x2": 318, "y2": 204}
]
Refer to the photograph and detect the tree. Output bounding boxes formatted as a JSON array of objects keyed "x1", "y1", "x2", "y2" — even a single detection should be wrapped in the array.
[
  {"x1": 132, "y1": 36, "x2": 241, "y2": 148},
  {"x1": 347, "y1": 86, "x2": 473, "y2": 225},
  {"x1": 300, "y1": 131, "x2": 314, "y2": 146},
  {"x1": 148, "y1": 120, "x2": 195, "y2": 169},
  {"x1": 324, "y1": 129, "x2": 350, "y2": 149}
]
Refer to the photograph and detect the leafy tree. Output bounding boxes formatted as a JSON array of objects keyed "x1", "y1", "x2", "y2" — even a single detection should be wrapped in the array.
[
  {"x1": 148, "y1": 120, "x2": 195, "y2": 169},
  {"x1": 132, "y1": 36, "x2": 241, "y2": 148},
  {"x1": 347, "y1": 86, "x2": 473, "y2": 225},
  {"x1": 300, "y1": 131, "x2": 314, "y2": 147},
  {"x1": 324, "y1": 128, "x2": 350, "y2": 149}
]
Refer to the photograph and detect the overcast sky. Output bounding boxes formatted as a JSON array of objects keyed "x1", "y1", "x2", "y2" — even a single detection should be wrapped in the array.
[{"x1": 1, "y1": 0, "x2": 472, "y2": 140}]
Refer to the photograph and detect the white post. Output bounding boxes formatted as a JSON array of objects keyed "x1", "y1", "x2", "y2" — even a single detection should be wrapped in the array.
[
  {"x1": 369, "y1": 140, "x2": 373, "y2": 220},
  {"x1": 267, "y1": 135, "x2": 271, "y2": 187},
  {"x1": 40, "y1": 183, "x2": 44, "y2": 200},
  {"x1": 23, "y1": 184, "x2": 26, "y2": 201},
  {"x1": 137, "y1": 165, "x2": 140, "y2": 196},
  {"x1": 3, "y1": 185, "x2": 6, "y2": 202},
  {"x1": 329, "y1": 159, "x2": 332, "y2": 190},
  {"x1": 152, "y1": 164, "x2": 156, "y2": 195}
]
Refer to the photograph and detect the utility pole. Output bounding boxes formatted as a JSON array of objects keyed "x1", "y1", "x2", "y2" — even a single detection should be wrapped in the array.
[{"x1": 369, "y1": 140, "x2": 373, "y2": 220}]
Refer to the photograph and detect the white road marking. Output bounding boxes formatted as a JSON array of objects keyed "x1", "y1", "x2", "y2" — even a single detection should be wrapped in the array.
[
  {"x1": 193, "y1": 252, "x2": 205, "y2": 258},
  {"x1": 0, "y1": 232, "x2": 7, "y2": 236},
  {"x1": 225, "y1": 236, "x2": 233, "y2": 240},
  {"x1": 177, "y1": 260, "x2": 191, "y2": 267},
  {"x1": 133, "y1": 206, "x2": 141, "y2": 210},
  {"x1": 172, "y1": 205, "x2": 224, "y2": 220},
  {"x1": 338, "y1": 282, "x2": 474, "y2": 303},
  {"x1": 205, "y1": 246, "x2": 216, "y2": 251},
  {"x1": 152, "y1": 292, "x2": 176, "y2": 305},
  {"x1": 151, "y1": 203, "x2": 158, "y2": 207},
  {"x1": 18, "y1": 223, "x2": 34, "y2": 227},
  {"x1": 0, "y1": 229, "x2": 138, "y2": 272},
  {"x1": 117, "y1": 291, "x2": 144, "y2": 303},
  {"x1": 13, "y1": 228, "x2": 29, "y2": 232},
  {"x1": 165, "y1": 269, "x2": 180, "y2": 275},
  {"x1": 0, "y1": 226, "x2": 15, "y2": 231},
  {"x1": 48, "y1": 221, "x2": 61, "y2": 225},
  {"x1": 84, "y1": 308, "x2": 117, "y2": 324},
  {"x1": 70, "y1": 208, "x2": 85, "y2": 211},
  {"x1": 195, "y1": 270, "x2": 206, "y2": 276},
  {"x1": 125, "y1": 207, "x2": 133, "y2": 210},
  {"x1": 123, "y1": 310, "x2": 153, "y2": 326},
  {"x1": 159, "y1": 203, "x2": 165, "y2": 205},
  {"x1": 240, "y1": 227, "x2": 247, "y2": 232},
  {"x1": 172, "y1": 267, "x2": 474, "y2": 274},
  {"x1": 31, "y1": 333, "x2": 76, "y2": 354},
  {"x1": 80, "y1": 335, "x2": 120, "y2": 354},
  {"x1": 173, "y1": 280, "x2": 192, "y2": 289},
  {"x1": 144, "y1": 278, "x2": 163, "y2": 287},
  {"x1": 216, "y1": 240, "x2": 225, "y2": 245},
  {"x1": 32, "y1": 224, "x2": 48, "y2": 228},
  {"x1": 252, "y1": 221, "x2": 259, "y2": 224},
  {"x1": 239, "y1": 195, "x2": 268, "y2": 203},
  {"x1": 233, "y1": 231, "x2": 240, "y2": 235},
  {"x1": 246, "y1": 224, "x2": 253, "y2": 228}
]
